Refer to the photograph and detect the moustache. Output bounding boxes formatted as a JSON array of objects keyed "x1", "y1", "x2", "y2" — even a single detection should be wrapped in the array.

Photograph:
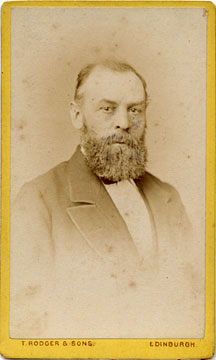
[{"x1": 101, "y1": 133, "x2": 140, "y2": 147}]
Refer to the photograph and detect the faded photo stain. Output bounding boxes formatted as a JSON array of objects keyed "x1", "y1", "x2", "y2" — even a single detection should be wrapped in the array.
[
  {"x1": 19, "y1": 134, "x2": 26, "y2": 141},
  {"x1": 52, "y1": 23, "x2": 60, "y2": 30},
  {"x1": 92, "y1": 46, "x2": 102, "y2": 55},
  {"x1": 128, "y1": 280, "x2": 136, "y2": 289},
  {"x1": 110, "y1": 273, "x2": 117, "y2": 279},
  {"x1": 25, "y1": 285, "x2": 41, "y2": 296}
]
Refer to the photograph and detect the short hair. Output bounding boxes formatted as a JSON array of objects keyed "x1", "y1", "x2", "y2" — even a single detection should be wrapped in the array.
[{"x1": 74, "y1": 60, "x2": 149, "y2": 108}]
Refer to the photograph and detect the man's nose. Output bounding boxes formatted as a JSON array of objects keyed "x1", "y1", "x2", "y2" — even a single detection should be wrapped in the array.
[{"x1": 114, "y1": 108, "x2": 130, "y2": 130}]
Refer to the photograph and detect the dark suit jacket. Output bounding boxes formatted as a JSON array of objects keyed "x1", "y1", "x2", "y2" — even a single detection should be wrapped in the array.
[{"x1": 10, "y1": 146, "x2": 203, "y2": 339}]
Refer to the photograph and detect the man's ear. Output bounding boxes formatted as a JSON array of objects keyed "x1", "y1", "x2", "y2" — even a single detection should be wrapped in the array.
[{"x1": 70, "y1": 101, "x2": 84, "y2": 130}]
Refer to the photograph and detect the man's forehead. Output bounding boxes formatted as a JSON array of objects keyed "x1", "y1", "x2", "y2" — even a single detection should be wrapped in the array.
[{"x1": 80, "y1": 66, "x2": 145, "y2": 103}]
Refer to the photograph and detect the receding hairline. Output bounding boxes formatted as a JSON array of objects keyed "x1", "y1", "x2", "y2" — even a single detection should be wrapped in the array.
[{"x1": 74, "y1": 60, "x2": 148, "y2": 105}]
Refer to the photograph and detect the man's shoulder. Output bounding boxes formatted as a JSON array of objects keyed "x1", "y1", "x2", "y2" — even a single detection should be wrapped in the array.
[
  {"x1": 141, "y1": 171, "x2": 180, "y2": 199},
  {"x1": 140, "y1": 171, "x2": 191, "y2": 236},
  {"x1": 16, "y1": 159, "x2": 71, "y2": 205},
  {"x1": 18, "y1": 147, "x2": 84, "y2": 197},
  {"x1": 31, "y1": 159, "x2": 69, "y2": 189},
  {"x1": 137, "y1": 171, "x2": 188, "y2": 220}
]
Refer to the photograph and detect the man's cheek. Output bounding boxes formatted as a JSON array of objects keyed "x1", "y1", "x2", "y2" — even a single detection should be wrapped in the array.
[{"x1": 130, "y1": 118, "x2": 144, "y2": 131}]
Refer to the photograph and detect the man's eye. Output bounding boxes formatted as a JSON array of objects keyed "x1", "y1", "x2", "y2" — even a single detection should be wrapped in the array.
[
  {"x1": 128, "y1": 107, "x2": 140, "y2": 114},
  {"x1": 100, "y1": 106, "x2": 113, "y2": 113}
]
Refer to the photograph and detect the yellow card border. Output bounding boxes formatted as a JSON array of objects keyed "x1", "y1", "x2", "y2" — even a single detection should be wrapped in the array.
[{"x1": 1, "y1": 1, "x2": 215, "y2": 358}]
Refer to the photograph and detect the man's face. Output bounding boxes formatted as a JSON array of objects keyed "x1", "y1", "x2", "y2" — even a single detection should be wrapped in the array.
[
  {"x1": 77, "y1": 66, "x2": 147, "y2": 182},
  {"x1": 79, "y1": 66, "x2": 146, "y2": 140}
]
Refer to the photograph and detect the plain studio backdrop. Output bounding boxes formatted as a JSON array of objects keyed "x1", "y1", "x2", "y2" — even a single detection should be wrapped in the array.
[{"x1": 10, "y1": 5, "x2": 206, "y2": 321}]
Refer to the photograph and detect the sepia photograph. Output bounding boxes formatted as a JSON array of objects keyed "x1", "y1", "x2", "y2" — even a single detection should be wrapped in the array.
[
  {"x1": 9, "y1": 5, "x2": 207, "y2": 339},
  {"x1": 1, "y1": 2, "x2": 215, "y2": 358}
]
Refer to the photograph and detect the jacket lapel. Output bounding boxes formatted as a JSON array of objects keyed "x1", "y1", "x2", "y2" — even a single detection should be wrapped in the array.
[
  {"x1": 66, "y1": 147, "x2": 138, "y2": 258},
  {"x1": 135, "y1": 174, "x2": 171, "y2": 248}
]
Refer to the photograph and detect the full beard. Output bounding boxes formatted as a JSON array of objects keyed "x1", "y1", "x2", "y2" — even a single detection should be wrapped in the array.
[{"x1": 81, "y1": 126, "x2": 147, "y2": 183}]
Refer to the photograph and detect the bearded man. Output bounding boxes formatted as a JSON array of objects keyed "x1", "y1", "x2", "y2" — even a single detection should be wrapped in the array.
[{"x1": 10, "y1": 61, "x2": 204, "y2": 339}]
